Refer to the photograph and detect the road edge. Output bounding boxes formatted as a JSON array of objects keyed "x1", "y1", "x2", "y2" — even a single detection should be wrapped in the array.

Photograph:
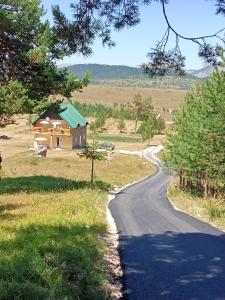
[
  {"x1": 166, "y1": 180, "x2": 225, "y2": 234},
  {"x1": 106, "y1": 145, "x2": 163, "y2": 299}
]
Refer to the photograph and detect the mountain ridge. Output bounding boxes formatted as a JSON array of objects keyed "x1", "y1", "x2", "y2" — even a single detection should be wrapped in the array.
[{"x1": 58, "y1": 63, "x2": 214, "y2": 80}]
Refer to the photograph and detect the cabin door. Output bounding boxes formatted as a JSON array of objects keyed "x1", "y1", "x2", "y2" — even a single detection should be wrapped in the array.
[{"x1": 56, "y1": 137, "x2": 62, "y2": 148}]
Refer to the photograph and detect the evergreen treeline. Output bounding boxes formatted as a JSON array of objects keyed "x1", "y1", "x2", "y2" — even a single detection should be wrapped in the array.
[
  {"x1": 73, "y1": 101, "x2": 134, "y2": 119},
  {"x1": 92, "y1": 77, "x2": 200, "y2": 90},
  {"x1": 164, "y1": 72, "x2": 225, "y2": 198}
]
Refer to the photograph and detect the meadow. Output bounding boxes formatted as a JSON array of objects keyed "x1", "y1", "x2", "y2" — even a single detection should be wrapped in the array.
[
  {"x1": 0, "y1": 82, "x2": 211, "y2": 298},
  {"x1": 73, "y1": 84, "x2": 186, "y2": 109},
  {"x1": 0, "y1": 116, "x2": 155, "y2": 299}
]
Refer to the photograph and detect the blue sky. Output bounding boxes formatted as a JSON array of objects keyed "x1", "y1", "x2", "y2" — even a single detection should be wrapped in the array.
[{"x1": 42, "y1": 0, "x2": 225, "y2": 69}]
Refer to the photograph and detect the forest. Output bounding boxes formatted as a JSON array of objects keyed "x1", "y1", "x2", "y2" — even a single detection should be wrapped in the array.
[{"x1": 164, "y1": 71, "x2": 225, "y2": 199}]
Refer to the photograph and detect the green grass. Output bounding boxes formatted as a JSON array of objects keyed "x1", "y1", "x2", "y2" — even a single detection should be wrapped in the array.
[
  {"x1": 0, "y1": 153, "x2": 154, "y2": 299},
  {"x1": 89, "y1": 134, "x2": 142, "y2": 143},
  {"x1": 0, "y1": 189, "x2": 108, "y2": 299},
  {"x1": 0, "y1": 176, "x2": 110, "y2": 194}
]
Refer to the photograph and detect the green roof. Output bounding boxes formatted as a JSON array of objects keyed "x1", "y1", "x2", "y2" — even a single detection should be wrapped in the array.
[
  {"x1": 59, "y1": 103, "x2": 87, "y2": 128},
  {"x1": 32, "y1": 103, "x2": 87, "y2": 128}
]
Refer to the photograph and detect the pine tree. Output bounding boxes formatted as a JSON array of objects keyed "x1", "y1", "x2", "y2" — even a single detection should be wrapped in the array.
[
  {"x1": 164, "y1": 71, "x2": 225, "y2": 198},
  {"x1": 78, "y1": 127, "x2": 106, "y2": 184},
  {"x1": 156, "y1": 116, "x2": 166, "y2": 134},
  {"x1": 0, "y1": 0, "x2": 89, "y2": 122},
  {"x1": 138, "y1": 116, "x2": 157, "y2": 145},
  {"x1": 128, "y1": 94, "x2": 144, "y2": 132},
  {"x1": 117, "y1": 117, "x2": 126, "y2": 133}
]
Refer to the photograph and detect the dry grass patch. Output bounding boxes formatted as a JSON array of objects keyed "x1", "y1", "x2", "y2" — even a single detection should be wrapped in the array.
[
  {"x1": 168, "y1": 178, "x2": 225, "y2": 232},
  {"x1": 74, "y1": 85, "x2": 186, "y2": 108},
  {"x1": 1, "y1": 153, "x2": 154, "y2": 188},
  {"x1": 73, "y1": 85, "x2": 186, "y2": 122},
  {"x1": 0, "y1": 115, "x2": 32, "y2": 158}
]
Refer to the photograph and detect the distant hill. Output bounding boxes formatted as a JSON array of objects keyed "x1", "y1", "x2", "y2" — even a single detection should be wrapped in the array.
[
  {"x1": 58, "y1": 63, "x2": 204, "y2": 89},
  {"x1": 187, "y1": 65, "x2": 215, "y2": 79},
  {"x1": 65, "y1": 64, "x2": 145, "y2": 80},
  {"x1": 60, "y1": 63, "x2": 199, "y2": 81}
]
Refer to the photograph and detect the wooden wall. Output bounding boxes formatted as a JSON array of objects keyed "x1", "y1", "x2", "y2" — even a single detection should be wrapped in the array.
[
  {"x1": 72, "y1": 126, "x2": 87, "y2": 148},
  {"x1": 33, "y1": 113, "x2": 87, "y2": 149}
]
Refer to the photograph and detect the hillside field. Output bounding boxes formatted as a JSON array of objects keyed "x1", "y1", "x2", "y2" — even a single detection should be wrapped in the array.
[
  {"x1": 73, "y1": 85, "x2": 187, "y2": 112},
  {"x1": 0, "y1": 115, "x2": 155, "y2": 299}
]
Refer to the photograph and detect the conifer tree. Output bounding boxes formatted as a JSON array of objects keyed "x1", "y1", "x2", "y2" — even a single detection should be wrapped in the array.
[
  {"x1": 138, "y1": 116, "x2": 157, "y2": 145},
  {"x1": 164, "y1": 71, "x2": 225, "y2": 198},
  {"x1": 0, "y1": 0, "x2": 89, "y2": 123}
]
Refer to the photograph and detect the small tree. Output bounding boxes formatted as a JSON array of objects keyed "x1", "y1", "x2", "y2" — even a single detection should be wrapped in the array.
[
  {"x1": 78, "y1": 127, "x2": 106, "y2": 184},
  {"x1": 78, "y1": 142, "x2": 106, "y2": 184},
  {"x1": 156, "y1": 116, "x2": 166, "y2": 134},
  {"x1": 0, "y1": 80, "x2": 32, "y2": 127},
  {"x1": 128, "y1": 94, "x2": 155, "y2": 132},
  {"x1": 138, "y1": 116, "x2": 156, "y2": 145},
  {"x1": 142, "y1": 96, "x2": 155, "y2": 120},
  {"x1": 117, "y1": 116, "x2": 126, "y2": 133},
  {"x1": 94, "y1": 112, "x2": 107, "y2": 131},
  {"x1": 128, "y1": 94, "x2": 144, "y2": 132}
]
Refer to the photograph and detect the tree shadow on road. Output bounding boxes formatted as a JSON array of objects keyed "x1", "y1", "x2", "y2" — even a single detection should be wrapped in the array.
[{"x1": 119, "y1": 231, "x2": 225, "y2": 300}]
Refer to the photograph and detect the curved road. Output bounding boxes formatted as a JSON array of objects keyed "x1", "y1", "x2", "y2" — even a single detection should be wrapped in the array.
[{"x1": 109, "y1": 147, "x2": 225, "y2": 300}]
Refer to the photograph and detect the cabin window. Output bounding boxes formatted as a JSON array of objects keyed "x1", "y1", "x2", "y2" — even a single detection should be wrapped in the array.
[{"x1": 54, "y1": 123, "x2": 60, "y2": 129}]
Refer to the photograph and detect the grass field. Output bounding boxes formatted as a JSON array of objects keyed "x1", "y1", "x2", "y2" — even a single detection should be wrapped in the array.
[
  {"x1": 0, "y1": 188, "x2": 108, "y2": 299},
  {"x1": 73, "y1": 85, "x2": 186, "y2": 110},
  {"x1": 168, "y1": 179, "x2": 225, "y2": 233},
  {"x1": 0, "y1": 116, "x2": 155, "y2": 299}
]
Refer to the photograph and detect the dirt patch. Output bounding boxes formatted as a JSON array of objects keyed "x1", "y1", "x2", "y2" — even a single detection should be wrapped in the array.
[
  {"x1": 105, "y1": 205, "x2": 123, "y2": 299},
  {"x1": 0, "y1": 115, "x2": 32, "y2": 159}
]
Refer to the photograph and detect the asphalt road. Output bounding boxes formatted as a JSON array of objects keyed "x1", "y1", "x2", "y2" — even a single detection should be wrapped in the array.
[{"x1": 109, "y1": 147, "x2": 225, "y2": 300}]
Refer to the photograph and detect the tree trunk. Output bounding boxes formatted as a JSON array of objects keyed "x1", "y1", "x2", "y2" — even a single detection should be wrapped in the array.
[
  {"x1": 179, "y1": 167, "x2": 183, "y2": 188},
  {"x1": 203, "y1": 180, "x2": 208, "y2": 199},
  {"x1": 91, "y1": 158, "x2": 94, "y2": 185},
  {"x1": 135, "y1": 117, "x2": 138, "y2": 132},
  {"x1": 0, "y1": 152, "x2": 2, "y2": 181}
]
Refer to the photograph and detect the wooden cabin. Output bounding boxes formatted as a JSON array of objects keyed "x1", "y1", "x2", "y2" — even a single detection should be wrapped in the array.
[{"x1": 32, "y1": 103, "x2": 88, "y2": 149}]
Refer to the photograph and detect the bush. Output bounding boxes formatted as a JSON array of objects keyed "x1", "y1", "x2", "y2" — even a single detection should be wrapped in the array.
[{"x1": 204, "y1": 200, "x2": 225, "y2": 220}]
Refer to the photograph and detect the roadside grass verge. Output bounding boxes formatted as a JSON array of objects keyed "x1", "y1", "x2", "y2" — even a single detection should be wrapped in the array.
[
  {"x1": 0, "y1": 153, "x2": 154, "y2": 299},
  {"x1": 168, "y1": 178, "x2": 225, "y2": 232}
]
